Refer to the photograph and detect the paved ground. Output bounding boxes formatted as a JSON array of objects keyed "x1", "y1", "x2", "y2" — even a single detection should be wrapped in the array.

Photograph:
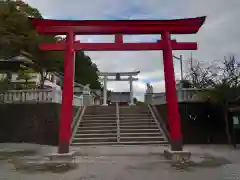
[{"x1": 0, "y1": 143, "x2": 240, "y2": 180}]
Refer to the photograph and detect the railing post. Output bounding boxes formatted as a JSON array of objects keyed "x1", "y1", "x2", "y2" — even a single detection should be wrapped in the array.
[
  {"x1": 51, "y1": 87, "x2": 57, "y2": 103},
  {"x1": 116, "y1": 102, "x2": 120, "y2": 143},
  {"x1": 178, "y1": 90, "x2": 182, "y2": 102}
]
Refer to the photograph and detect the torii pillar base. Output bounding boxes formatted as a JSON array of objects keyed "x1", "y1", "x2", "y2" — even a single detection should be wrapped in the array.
[
  {"x1": 164, "y1": 149, "x2": 191, "y2": 163},
  {"x1": 46, "y1": 151, "x2": 77, "y2": 165}
]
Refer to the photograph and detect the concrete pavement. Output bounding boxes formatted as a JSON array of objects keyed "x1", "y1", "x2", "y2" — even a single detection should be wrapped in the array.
[{"x1": 0, "y1": 143, "x2": 240, "y2": 180}]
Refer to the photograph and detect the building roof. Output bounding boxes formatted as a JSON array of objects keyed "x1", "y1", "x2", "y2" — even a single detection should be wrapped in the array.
[{"x1": 0, "y1": 55, "x2": 34, "y2": 72}]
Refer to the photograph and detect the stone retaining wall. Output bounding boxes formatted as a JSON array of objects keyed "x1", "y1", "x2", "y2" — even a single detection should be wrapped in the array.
[
  {"x1": 156, "y1": 102, "x2": 229, "y2": 144},
  {"x1": 0, "y1": 103, "x2": 79, "y2": 145}
]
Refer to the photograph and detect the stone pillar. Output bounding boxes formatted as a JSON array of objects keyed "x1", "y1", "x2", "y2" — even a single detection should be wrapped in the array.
[
  {"x1": 103, "y1": 76, "x2": 108, "y2": 106},
  {"x1": 129, "y1": 76, "x2": 134, "y2": 105},
  {"x1": 82, "y1": 94, "x2": 92, "y2": 106},
  {"x1": 144, "y1": 93, "x2": 153, "y2": 104},
  {"x1": 82, "y1": 84, "x2": 92, "y2": 106}
]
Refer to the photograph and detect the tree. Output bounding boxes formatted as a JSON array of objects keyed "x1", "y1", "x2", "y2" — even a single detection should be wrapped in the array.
[
  {"x1": 0, "y1": 0, "x2": 65, "y2": 88},
  {"x1": 22, "y1": 47, "x2": 63, "y2": 89},
  {"x1": 0, "y1": 0, "x2": 101, "y2": 90},
  {"x1": 0, "y1": 75, "x2": 9, "y2": 91},
  {"x1": 185, "y1": 60, "x2": 217, "y2": 88},
  {"x1": 186, "y1": 55, "x2": 240, "y2": 144},
  {"x1": 180, "y1": 79, "x2": 193, "y2": 88},
  {"x1": 133, "y1": 97, "x2": 145, "y2": 105},
  {"x1": 209, "y1": 56, "x2": 240, "y2": 143},
  {"x1": 57, "y1": 51, "x2": 101, "y2": 90},
  {"x1": 16, "y1": 65, "x2": 36, "y2": 88},
  {"x1": 0, "y1": 0, "x2": 42, "y2": 58},
  {"x1": 220, "y1": 56, "x2": 240, "y2": 88},
  {"x1": 75, "y1": 52, "x2": 101, "y2": 89}
]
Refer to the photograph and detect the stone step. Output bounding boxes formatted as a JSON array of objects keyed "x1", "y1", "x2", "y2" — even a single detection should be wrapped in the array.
[
  {"x1": 119, "y1": 114, "x2": 151, "y2": 116},
  {"x1": 71, "y1": 142, "x2": 119, "y2": 146},
  {"x1": 72, "y1": 137, "x2": 117, "y2": 143},
  {"x1": 119, "y1": 118, "x2": 154, "y2": 122},
  {"x1": 83, "y1": 116, "x2": 117, "y2": 120},
  {"x1": 74, "y1": 133, "x2": 117, "y2": 138},
  {"x1": 120, "y1": 129, "x2": 160, "y2": 133},
  {"x1": 71, "y1": 141, "x2": 168, "y2": 146},
  {"x1": 120, "y1": 121, "x2": 156, "y2": 126},
  {"x1": 84, "y1": 114, "x2": 116, "y2": 117},
  {"x1": 80, "y1": 122, "x2": 117, "y2": 126},
  {"x1": 84, "y1": 113, "x2": 116, "y2": 116},
  {"x1": 120, "y1": 132, "x2": 162, "y2": 137},
  {"x1": 78, "y1": 126, "x2": 117, "y2": 130},
  {"x1": 76, "y1": 129, "x2": 117, "y2": 134},
  {"x1": 81, "y1": 119, "x2": 117, "y2": 123},
  {"x1": 84, "y1": 112, "x2": 116, "y2": 115},
  {"x1": 85, "y1": 108, "x2": 116, "y2": 114},
  {"x1": 120, "y1": 125, "x2": 159, "y2": 129},
  {"x1": 120, "y1": 136, "x2": 165, "y2": 142},
  {"x1": 82, "y1": 119, "x2": 117, "y2": 123},
  {"x1": 119, "y1": 111, "x2": 150, "y2": 114},
  {"x1": 120, "y1": 117, "x2": 153, "y2": 120},
  {"x1": 119, "y1": 109, "x2": 149, "y2": 113},
  {"x1": 119, "y1": 106, "x2": 148, "y2": 109},
  {"x1": 116, "y1": 141, "x2": 168, "y2": 145},
  {"x1": 77, "y1": 128, "x2": 160, "y2": 134}
]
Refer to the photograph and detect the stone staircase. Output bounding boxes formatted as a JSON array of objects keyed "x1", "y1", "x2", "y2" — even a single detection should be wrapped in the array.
[
  {"x1": 119, "y1": 105, "x2": 167, "y2": 145},
  {"x1": 71, "y1": 106, "x2": 117, "y2": 145},
  {"x1": 71, "y1": 104, "x2": 168, "y2": 146}
]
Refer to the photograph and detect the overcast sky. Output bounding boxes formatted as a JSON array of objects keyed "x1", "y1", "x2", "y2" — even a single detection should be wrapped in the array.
[{"x1": 23, "y1": 0, "x2": 240, "y2": 101}]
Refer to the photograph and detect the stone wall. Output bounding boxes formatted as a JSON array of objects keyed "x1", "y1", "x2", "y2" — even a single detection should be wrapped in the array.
[{"x1": 0, "y1": 103, "x2": 79, "y2": 146}]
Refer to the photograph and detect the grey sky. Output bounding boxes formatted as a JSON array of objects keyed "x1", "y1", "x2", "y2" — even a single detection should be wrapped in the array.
[{"x1": 23, "y1": 0, "x2": 240, "y2": 100}]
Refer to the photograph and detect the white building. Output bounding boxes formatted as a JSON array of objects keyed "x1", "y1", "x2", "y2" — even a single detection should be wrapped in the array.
[{"x1": 0, "y1": 55, "x2": 102, "y2": 105}]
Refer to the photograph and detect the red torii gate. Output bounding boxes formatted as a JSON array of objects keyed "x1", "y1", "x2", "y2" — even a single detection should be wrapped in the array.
[{"x1": 30, "y1": 16, "x2": 206, "y2": 154}]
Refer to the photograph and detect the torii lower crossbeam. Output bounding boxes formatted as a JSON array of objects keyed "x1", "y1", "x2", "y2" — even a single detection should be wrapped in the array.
[{"x1": 40, "y1": 41, "x2": 197, "y2": 51}]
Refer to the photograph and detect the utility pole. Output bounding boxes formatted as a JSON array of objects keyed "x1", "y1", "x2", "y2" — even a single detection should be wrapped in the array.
[
  {"x1": 173, "y1": 55, "x2": 184, "y2": 81},
  {"x1": 179, "y1": 55, "x2": 183, "y2": 81},
  {"x1": 190, "y1": 52, "x2": 193, "y2": 70}
]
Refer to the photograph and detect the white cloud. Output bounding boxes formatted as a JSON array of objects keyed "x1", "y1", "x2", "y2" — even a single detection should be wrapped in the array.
[{"x1": 23, "y1": 0, "x2": 240, "y2": 101}]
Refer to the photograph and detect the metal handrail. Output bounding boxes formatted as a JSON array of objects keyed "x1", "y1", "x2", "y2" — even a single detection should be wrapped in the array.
[
  {"x1": 70, "y1": 106, "x2": 87, "y2": 144},
  {"x1": 116, "y1": 102, "x2": 120, "y2": 142}
]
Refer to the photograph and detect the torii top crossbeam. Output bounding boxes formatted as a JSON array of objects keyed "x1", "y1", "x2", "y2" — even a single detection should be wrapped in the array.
[
  {"x1": 30, "y1": 17, "x2": 205, "y2": 51},
  {"x1": 99, "y1": 71, "x2": 140, "y2": 77},
  {"x1": 30, "y1": 17, "x2": 205, "y2": 35}
]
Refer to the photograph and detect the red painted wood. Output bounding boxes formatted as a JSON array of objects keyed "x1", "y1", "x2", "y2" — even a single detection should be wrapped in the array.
[
  {"x1": 36, "y1": 25, "x2": 202, "y2": 35},
  {"x1": 39, "y1": 41, "x2": 197, "y2": 51},
  {"x1": 115, "y1": 34, "x2": 123, "y2": 44},
  {"x1": 162, "y1": 31, "x2": 182, "y2": 143},
  {"x1": 30, "y1": 16, "x2": 206, "y2": 153},
  {"x1": 30, "y1": 16, "x2": 205, "y2": 29},
  {"x1": 58, "y1": 31, "x2": 75, "y2": 153}
]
